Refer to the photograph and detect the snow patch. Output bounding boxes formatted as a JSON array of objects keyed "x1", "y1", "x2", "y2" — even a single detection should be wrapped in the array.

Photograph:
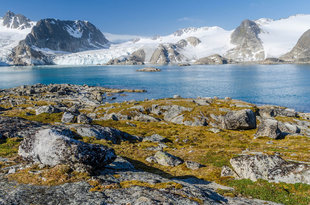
[{"x1": 66, "y1": 25, "x2": 83, "y2": 38}]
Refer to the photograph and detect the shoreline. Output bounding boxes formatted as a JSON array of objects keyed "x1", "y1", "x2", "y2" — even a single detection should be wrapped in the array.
[{"x1": 0, "y1": 83, "x2": 309, "y2": 204}]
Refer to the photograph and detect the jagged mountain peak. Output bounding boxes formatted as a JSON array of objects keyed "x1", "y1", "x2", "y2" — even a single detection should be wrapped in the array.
[{"x1": 2, "y1": 10, "x2": 33, "y2": 30}]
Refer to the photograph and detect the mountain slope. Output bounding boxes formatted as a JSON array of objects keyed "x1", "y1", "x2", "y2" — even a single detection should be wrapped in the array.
[
  {"x1": 10, "y1": 18, "x2": 109, "y2": 65},
  {"x1": 2, "y1": 12, "x2": 310, "y2": 66},
  {"x1": 0, "y1": 11, "x2": 35, "y2": 65}
]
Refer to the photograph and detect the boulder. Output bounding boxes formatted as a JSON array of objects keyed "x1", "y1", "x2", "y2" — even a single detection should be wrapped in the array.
[
  {"x1": 0, "y1": 116, "x2": 44, "y2": 139},
  {"x1": 223, "y1": 109, "x2": 256, "y2": 130},
  {"x1": 152, "y1": 151, "x2": 183, "y2": 167},
  {"x1": 36, "y1": 105, "x2": 60, "y2": 115},
  {"x1": 133, "y1": 113, "x2": 160, "y2": 122},
  {"x1": 185, "y1": 161, "x2": 202, "y2": 170},
  {"x1": 61, "y1": 112, "x2": 76, "y2": 123},
  {"x1": 255, "y1": 119, "x2": 282, "y2": 139},
  {"x1": 142, "y1": 134, "x2": 167, "y2": 143},
  {"x1": 227, "y1": 154, "x2": 310, "y2": 184},
  {"x1": 73, "y1": 124, "x2": 140, "y2": 143},
  {"x1": 18, "y1": 129, "x2": 116, "y2": 171},
  {"x1": 77, "y1": 114, "x2": 92, "y2": 124}
]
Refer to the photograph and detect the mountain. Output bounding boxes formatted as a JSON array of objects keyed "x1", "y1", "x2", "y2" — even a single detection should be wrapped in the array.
[
  {"x1": 10, "y1": 18, "x2": 109, "y2": 65},
  {"x1": 280, "y1": 29, "x2": 310, "y2": 62},
  {"x1": 0, "y1": 11, "x2": 35, "y2": 65},
  {"x1": 3, "y1": 10, "x2": 32, "y2": 30},
  {"x1": 225, "y1": 19, "x2": 265, "y2": 61},
  {"x1": 53, "y1": 14, "x2": 310, "y2": 66},
  {"x1": 1, "y1": 12, "x2": 310, "y2": 66}
]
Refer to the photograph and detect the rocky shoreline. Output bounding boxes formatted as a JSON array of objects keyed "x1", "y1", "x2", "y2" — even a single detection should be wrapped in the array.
[{"x1": 0, "y1": 84, "x2": 309, "y2": 204}]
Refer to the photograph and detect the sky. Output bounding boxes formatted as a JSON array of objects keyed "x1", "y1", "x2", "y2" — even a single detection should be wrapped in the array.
[{"x1": 1, "y1": 0, "x2": 310, "y2": 36}]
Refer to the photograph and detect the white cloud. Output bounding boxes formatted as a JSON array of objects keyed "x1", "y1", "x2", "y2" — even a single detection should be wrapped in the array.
[{"x1": 177, "y1": 17, "x2": 204, "y2": 24}]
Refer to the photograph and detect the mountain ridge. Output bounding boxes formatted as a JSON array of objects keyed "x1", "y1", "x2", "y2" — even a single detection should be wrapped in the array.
[{"x1": 1, "y1": 11, "x2": 310, "y2": 66}]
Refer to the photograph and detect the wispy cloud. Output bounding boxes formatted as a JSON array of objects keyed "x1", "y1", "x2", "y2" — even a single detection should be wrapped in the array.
[
  {"x1": 178, "y1": 17, "x2": 192, "y2": 22},
  {"x1": 177, "y1": 17, "x2": 204, "y2": 24}
]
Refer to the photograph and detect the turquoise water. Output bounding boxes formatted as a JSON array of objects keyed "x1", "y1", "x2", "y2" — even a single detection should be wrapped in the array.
[{"x1": 0, "y1": 64, "x2": 310, "y2": 112}]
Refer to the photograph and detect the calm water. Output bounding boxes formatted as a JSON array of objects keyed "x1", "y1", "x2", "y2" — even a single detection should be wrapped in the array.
[{"x1": 0, "y1": 64, "x2": 310, "y2": 112}]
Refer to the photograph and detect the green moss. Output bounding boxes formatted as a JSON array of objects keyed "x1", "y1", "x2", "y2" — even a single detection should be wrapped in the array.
[
  {"x1": 22, "y1": 112, "x2": 63, "y2": 123},
  {"x1": 0, "y1": 137, "x2": 22, "y2": 157},
  {"x1": 221, "y1": 179, "x2": 310, "y2": 205}
]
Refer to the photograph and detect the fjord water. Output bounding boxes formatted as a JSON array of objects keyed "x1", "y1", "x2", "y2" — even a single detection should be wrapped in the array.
[{"x1": 1, "y1": 64, "x2": 310, "y2": 112}]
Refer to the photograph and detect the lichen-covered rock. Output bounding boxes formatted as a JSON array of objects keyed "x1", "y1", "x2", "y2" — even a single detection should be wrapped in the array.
[
  {"x1": 133, "y1": 113, "x2": 160, "y2": 122},
  {"x1": 72, "y1": 124, "x2": 140, "y2": 143},
  {"x1": 152, "y1": 151, "x2": 183, "y2": 167},
  {"x1": 61, "y1": 112, "x2": 76, "y2": 123},
  {"x1": 221, "y1": 165, "x2": 237, "y2": 177},
  {"x1": 185, "y1": 161, "x2": 202, "y2": 170},
  {"x1": 228, "y1": 154, "x2": 310, "y2": 184},
  {"x1": 36, "y1": 105, "x2": 60, "y2": 115},
  {"x1": 77, "y1": 114, "x2": 92, "y2": 124},
  {"x1": 0, "y1": 116, "x2": 45, "y2": 139},
  {"x1": 255, "y1": 119, "x2": 282, "y2": 139},
  {"x1": 18, "y1": 129, "x2": 116, "y2": 171},
  {"x1": 142, "y1": 134, "x2": 167, "y2": 143},
  {"x1": 222, "y1": 109, "x2": 256, "y2": 130}
]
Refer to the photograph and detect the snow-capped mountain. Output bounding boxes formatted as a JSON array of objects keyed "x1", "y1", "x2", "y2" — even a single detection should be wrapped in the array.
[
  {"x1": 0, "y1": 11, "x2": 35, "y2": 65},
  {"x1": 2, "y1": 11, "x2": 310, "y2": 66},
  {"x1": 54, "y1": 14, "x2": 310, "y2": 65}
]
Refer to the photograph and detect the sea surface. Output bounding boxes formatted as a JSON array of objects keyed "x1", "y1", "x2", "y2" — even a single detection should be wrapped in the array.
[{"x1": 0, "y1": 64, "x2": 310, "y2": 112}]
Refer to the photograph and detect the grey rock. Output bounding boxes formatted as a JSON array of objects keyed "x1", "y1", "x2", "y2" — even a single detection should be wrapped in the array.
[
  {"x1": 153, "y1": 151, "x2": 183, "y2": 167},
  {"x1": 72, "y1": 124, "x2": 140, "y2": 143},
  {"x1": 194, "y1": 54, "x2": 230, "y2": 65},
  {"x1": 106, "y1": 49, "x2": 145, "y2": 65},
  {"x1": 77, "y1": 114, "x2": 92, "y2": 124},
  {"x1": 143, "y1": 134, "x2": 167, "y2": 143},
  {"x1": 163, "y1": 105, "x2": 192, "y2": 124},
  {"x1": 208, "y1": 128, "x2": 221, "y2": 133},
  {"x1": 149, "y1": 44, "x2": 186, "y2": 64},
  {"x1": 133, "y1": 113, "x2": 160, "y2": 122},
  {"x1": 223, "y1": 109, "x2": 256, "y2": 130},
  {"x1": 255, "y1": 119, "x2": 282, "y2": 139},
  {"x1": 18, "y1": 128, "x2": 116, "y2": 171},
  {"x1": 61, "y1": 112, "x2": 76, "y2": 123},
  {"x1": 173, "y1": 94, "x2": 181, "y2": 99},
  {"x1": 136, "y1": 67, "x2": 161, "y2": 72},
  {"x1": 185, "y1": 161, "x2": 202, "y2": 170},
  {"x1": 36, "y1": 105, "x2": 60, "y2": 115},
  {"x1": 221, "y1": 165, "x2": 237, "y2": 177},
  {"x1": 102, "y1": 113, "x2": 119, "y2": 121},
  {"x1": 0, "y1": 116, "x2": 44, "y2": 139},
  {"x1": 186, "y1": 36, "x2": 201, "y2": 46},
  {"x1": 229, "y1": 154, "x2": 310, "y2": 184}
]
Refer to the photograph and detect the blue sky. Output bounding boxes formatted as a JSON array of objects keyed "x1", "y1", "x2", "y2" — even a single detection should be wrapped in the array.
[{"x1": 1, "y1": 0, "x2": 310, "y2": 35}]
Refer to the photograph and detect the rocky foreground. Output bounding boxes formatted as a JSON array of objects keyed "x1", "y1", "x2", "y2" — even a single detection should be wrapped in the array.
[{"x1": 0, "y1": 84, "x2": 310, "y2": 204}]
